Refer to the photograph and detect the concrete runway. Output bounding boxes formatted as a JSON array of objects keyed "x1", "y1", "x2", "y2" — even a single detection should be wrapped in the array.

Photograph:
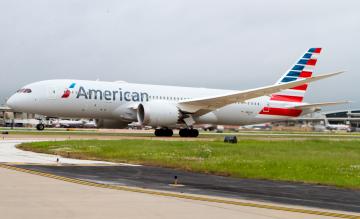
[
  {"x1": 17, "y1": 164, "x2": 360, "y2": 213},
  {"x1": 1, "y1": 139, "x2": 359, "y2": 218},
  {"x1": 1, "y1": 166, "x2": 342, "y2": 219},
  {"x1": 0, "y1": 140, "x2": 116, "y2": 165}
]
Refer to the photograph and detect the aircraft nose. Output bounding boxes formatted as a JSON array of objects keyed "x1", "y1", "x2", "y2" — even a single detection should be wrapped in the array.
[{"x1": 6, "y1": 94, "x2": 20, "y2": 110}]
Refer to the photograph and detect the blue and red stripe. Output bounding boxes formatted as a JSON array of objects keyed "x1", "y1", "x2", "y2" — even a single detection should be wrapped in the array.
[
  {"x1": 308, "y1": 48, "x2": 322, "y2": 53},
  {"x1": 286, "y1": 71, "x2": 301, "y2": 77}
]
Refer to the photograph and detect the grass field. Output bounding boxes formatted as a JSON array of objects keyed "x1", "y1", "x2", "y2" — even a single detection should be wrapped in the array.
[
  {"x1": 19, "y1": 139, "x2": 360, "y2": 189},
  {"x1": 3, "y1": 127, "x2": 360, "y2": 141}
]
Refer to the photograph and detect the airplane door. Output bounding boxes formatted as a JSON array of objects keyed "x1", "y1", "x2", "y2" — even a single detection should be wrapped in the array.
[
  {"x1": 263, "y1": 103, "x2": 270, "y2": 113},
  {"x1": 47, "y1": 86, "x2": 64, "y2": 100}
]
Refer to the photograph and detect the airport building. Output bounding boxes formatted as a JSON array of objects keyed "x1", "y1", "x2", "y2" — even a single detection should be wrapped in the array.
[
  {"x1": 325, "y1": 109, "x2": 360, "y2": 130},
  {"x1": 0, "y1": 110, "x2": 4, "y2": 126},
  {"x1": 273, "y1": 109, "x2": 360, "y2": 132}
]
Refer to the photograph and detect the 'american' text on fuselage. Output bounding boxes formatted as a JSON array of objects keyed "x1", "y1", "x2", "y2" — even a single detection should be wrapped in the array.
[{"x1": 76, "y1": 86, "x2": 149, "y2": 102}]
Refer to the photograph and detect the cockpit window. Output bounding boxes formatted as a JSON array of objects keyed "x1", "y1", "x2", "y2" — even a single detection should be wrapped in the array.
[{"x1": 17, "y1": 88, "x2": 32, "y2": 93}]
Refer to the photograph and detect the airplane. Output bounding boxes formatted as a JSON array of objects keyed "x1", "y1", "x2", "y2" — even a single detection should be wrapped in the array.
[
  {"x1": 323, "y1": 118, "x2": 350, "y2": 131},
  {"x1": 52, "y1": 119, "x2": 97, "y2": 128},
  {"x1": 6, "y1": 48, "x2": 347, "y2": 137}
]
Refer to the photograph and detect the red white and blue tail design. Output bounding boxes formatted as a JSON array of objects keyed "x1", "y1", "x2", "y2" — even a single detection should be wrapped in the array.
[
  {"x1": 259, "y1": 48, "x2": 322, "y2": 117},
  {"x1": 272, "y1": 48, "x2": 322, "y2": 103}
]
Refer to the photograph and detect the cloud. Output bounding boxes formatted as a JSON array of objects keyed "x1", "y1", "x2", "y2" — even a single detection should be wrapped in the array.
[{"x1": 0, "y1": 0, "x2": 359, "y2": 110}]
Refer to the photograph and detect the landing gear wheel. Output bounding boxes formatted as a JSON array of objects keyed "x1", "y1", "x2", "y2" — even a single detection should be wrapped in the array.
[
  {"x1": 166, "y1": 129, "x2": 173, "y2": 137},
  {"x1": 155, "y1": 129, "x2": 161, "y2": 136},
  {"x1": 179, "y1": 129, "x2": 187, "y2": 137},
  {"x1": 36, "y1": 124, "x2": 45, "y2": 131},
  {"x1": 154, "y1": 128, "x2": 173, "y2": 137},
  {"x1": 190, "y1": 129, "x2": 199, "y2": 137},
  {"x1": 179, "y1": 128, "x2": 199, "y2": 137}
]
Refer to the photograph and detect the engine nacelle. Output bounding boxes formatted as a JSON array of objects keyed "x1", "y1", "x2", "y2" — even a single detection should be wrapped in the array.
[{"x1": 137, "y1": 102, "x2": 180, "y2": 127}]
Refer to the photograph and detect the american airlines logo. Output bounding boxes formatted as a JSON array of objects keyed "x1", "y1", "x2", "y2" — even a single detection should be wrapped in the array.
[
  {"x1": 61, "y1": 83, "x2": 76, "y2": 98},
  {"x1": 76, "y1": 86, "x2": 149, "y2": 102}
]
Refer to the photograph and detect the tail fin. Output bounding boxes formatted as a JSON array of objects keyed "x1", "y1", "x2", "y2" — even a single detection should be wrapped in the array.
[{"x1": 271, "y1": 48, "x2": 322, "y2": 103}]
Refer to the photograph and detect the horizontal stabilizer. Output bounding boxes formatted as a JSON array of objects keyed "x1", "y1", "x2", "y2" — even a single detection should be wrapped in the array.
[{"x1": 293, "y1": 101, "x2": 351, "y2": 110}]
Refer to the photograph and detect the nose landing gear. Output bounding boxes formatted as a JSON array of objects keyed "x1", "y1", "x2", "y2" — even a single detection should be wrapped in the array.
[
  {"x1": 36, "y1": 123, "x2": 45, "y2": 131},
  {"x1": 179, "y1": 128, "x2": 199, "y2": 137}
]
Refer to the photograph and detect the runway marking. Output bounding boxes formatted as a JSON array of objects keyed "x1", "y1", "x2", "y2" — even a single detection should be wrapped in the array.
[{"x1": 0, "y1": 163, "x2": 358, "y2": 219}]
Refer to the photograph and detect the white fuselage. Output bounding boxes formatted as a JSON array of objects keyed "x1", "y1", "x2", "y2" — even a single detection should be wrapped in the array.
[{"x1": 6, "y1": 79, "x2": 308, "y2": 127}]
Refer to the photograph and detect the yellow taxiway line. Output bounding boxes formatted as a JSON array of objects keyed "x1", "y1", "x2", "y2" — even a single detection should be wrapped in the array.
[{"x1": 0, "y1": 163, "x2": 358, "y2": 219}]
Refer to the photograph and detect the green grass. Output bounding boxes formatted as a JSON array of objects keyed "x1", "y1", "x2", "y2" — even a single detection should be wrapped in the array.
[
  {"x1": 3, "y1": 128, "x2": 360, "y2": 141},
  {"x1": 18, "y1": 139, "x2": 360, "y2": 189}
]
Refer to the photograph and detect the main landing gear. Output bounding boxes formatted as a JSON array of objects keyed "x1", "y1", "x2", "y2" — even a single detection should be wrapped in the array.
[
  {"x1": 154, "y1": 128, "x2": 199, "y2": 137},
  {"x1": 154, "y1": 128, "x2": 173, "y2": 137},
  {"x1": 179, "y1": 128, "x2": 199, "y2": 137}
]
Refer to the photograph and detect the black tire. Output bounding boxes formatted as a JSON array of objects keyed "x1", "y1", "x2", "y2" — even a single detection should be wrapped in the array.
[
  {"x1": 190, "y1": 129, "x2": 199, "y2": 137},
  {"x1": 180, "y1": 129, "x2": 199, "y2": 137},
  {"x1": 166, "y1": 129, "x2": 173, "y2": 137},
  {"x1": 179, "y1": 129, "x2": 188, "y2": 137},
  {"x1": 154, "y1": 129, "x2": 161, "y2": 136},
  {"x1": 36, "y1": 124, "x2": 45, "y2": 131},
  {"x1": 155, "y1": 128, "x2": 173, "y2": 137}
]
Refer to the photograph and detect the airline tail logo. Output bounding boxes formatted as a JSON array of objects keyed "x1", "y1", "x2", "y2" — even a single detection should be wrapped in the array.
[
  {"x1": 276, "y1": 47, "x2": 321, "y2": 87},
  {"x1": 61, "y1": 83, "x2": 76, "y2": 98},
  {"x1": 260, "y1": 48, "x2": 322, "y2": 117}
]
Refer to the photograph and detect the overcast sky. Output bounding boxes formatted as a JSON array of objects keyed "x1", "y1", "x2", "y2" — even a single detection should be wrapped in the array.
[{"x1": 0, "y1": 0, "x2": 359, "y2": 111}]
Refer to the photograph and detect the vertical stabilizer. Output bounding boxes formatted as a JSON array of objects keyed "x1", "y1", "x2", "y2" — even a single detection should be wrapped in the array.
[{"x1": 271, "y1": 48, "x2": 322, "y2": 103}]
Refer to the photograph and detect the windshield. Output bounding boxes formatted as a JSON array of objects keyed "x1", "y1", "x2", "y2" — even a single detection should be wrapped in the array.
[{"x1": 16, "y1": 88, "x2": 32, "y2": 93}]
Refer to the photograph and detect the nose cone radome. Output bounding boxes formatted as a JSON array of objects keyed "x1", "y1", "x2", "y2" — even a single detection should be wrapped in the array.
[
  {"x1": 6, "y1": 94, "x2": 21, "y2": 110},
  {"x1": 6, "y1": 93, "x2": 32, "y2": 112}
]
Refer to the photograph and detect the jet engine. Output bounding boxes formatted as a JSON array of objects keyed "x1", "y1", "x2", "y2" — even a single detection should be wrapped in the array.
[{"x1": 137, "y1": 102, "x2": 180, "y2": 127}]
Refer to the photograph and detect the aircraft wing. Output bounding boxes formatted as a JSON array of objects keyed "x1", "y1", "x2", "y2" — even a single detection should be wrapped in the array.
[
  {"x1": 178, "y1": 71, "x2": 344, "y2": 115},
  {"x1": 292, "y1": 101, "x2": 350, "y2": 110}
]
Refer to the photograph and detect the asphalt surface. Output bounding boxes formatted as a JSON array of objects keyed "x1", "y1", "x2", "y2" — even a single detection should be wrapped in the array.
[
  {"x1": 3, "y1": 166, "x2": 343, "y2": 219},
  {"x1": 15, "y1": 164, "x2": 360, "y2": 213}
]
